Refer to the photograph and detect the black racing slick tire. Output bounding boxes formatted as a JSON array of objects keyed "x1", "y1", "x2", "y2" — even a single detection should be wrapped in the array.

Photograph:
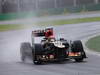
[
  {"x1": 33, "y1": 44, "x2": 44, "y2": 65},
  {"x1": 71, "y1": 40, "x2": 84, "y2": 52},
  {"x1": 71, "y1": 40, "x2": 86, "y2": 62},
  {"x1": 75, "y1": 58, "x2": 84, "y2": 62},
  {"x1": 20, "y1": 42, "x2": 32, "y2": 62}
]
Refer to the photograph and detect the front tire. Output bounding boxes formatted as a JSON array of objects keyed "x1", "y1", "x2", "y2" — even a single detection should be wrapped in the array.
[
  {"x1": 75, "y1": 58, "x2": 83, "y2": 62},
  {"x1": 32, "y1": 44, "x2": 43, "y2": 65},
  {"x1": 33, "y1": 55, "x2": 42, "y2": 65},
  {"x1": 71, "y1": 40, "x2": 86, "y2": 62}
]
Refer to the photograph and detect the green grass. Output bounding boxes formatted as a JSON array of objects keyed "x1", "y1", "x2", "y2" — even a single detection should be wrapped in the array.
[
  {"x1": 35, "y1": 17, "x2": 100, "y2": 25},
  {"x1": 86, "y1": 36, "x2": 100, "y2": 52},
  {"x1": 0, "y1": 24, "x2": 24, "y2": 31},
  {"x1": 0, "y1": 16, "x2": 100, "y2": 31}
]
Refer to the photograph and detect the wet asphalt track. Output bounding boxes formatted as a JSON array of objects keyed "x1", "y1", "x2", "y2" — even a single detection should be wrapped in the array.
[{"x1": 0, "y1": 22, "x2": 100, "y2": 75}]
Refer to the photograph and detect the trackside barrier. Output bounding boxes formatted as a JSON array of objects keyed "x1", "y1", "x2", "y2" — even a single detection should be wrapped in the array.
[{"x1": 0, "y1": 3, "x2": 100, "y2": 20}]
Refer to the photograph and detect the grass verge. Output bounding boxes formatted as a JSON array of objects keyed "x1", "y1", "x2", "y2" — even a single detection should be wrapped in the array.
[
  {"x1": 0, "y1": 16, "x2": 100, "y2": 31},
  {"x1": 0, "y1": 24, "x2": 25, "y2": 31},
  {"x1": 86, "y1": 35, "x2": 100, "y2": 52},
  {"x1": 35, "y1": 17, "x2": 100, "y2": 25}
]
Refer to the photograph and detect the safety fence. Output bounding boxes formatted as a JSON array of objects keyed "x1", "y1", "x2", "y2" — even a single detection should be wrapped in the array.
[{"x1": 0, "y1": 3, "x2": 100, "y2": 20}]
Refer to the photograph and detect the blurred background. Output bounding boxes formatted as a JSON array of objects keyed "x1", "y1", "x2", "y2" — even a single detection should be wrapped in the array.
[{"x1": 0, "y1": 0, "x2": 100, "y2": 20}]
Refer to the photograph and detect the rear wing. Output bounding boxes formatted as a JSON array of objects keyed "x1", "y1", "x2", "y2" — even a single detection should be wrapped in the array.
[
  {"x1": 32, "y1": 28, "x2": 53, "y2": 37},
  {"x1": 32, "y1": 30, "x2": 45, "y2": 37}
]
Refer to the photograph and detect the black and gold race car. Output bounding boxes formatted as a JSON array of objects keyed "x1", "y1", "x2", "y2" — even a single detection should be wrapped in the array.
[{"x1": 20, "y1": 28, "x2": 87, "y2": 65}]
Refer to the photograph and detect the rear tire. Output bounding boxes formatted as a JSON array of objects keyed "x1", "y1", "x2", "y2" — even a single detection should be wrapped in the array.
[
  {"x1": 71, "y1": 40, "x2": 86, "y2": 62},
  {"x1": 20, "y1": 42, "x2": 31, "y2": 62}
]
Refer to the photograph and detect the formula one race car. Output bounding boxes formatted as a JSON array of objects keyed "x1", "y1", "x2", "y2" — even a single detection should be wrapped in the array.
[{"x1": 20, "y1": 28, "x2": 87, "y2": 64}]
